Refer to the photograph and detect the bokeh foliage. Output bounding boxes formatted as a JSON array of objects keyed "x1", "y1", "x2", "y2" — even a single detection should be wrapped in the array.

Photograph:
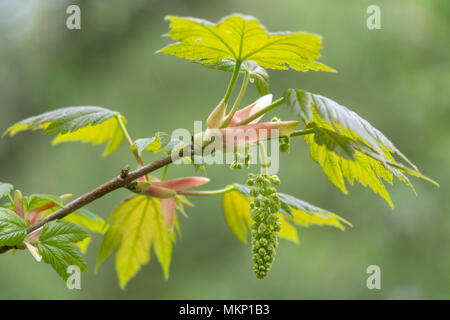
[{"x1": 0, "y1": 0, "x2": 449, "y2": 299}]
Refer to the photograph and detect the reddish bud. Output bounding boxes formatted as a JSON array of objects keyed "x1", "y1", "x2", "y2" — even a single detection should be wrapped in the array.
[{"x1": 13, "y1": 190, "x2": 25, "y2": 219}]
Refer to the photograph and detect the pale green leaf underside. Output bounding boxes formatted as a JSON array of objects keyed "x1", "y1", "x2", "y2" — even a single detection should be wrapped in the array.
[
  {"x1": 223, "y1": 184, "x2": 350, "y2": 243},
  {"x1": 285, "y1": 89, "x2": 438, "y2": 207},
  {"x1": 96, "y1": 195, "x2": 173, "y2": 289},
  {"x1": 4, "y1": 106, "x2": 126, "y2": 156},
  {"x1": 38, "y1": 220, "x2": 89, "y2": 280},
  {"x1": 311, "y1": 125, "x2": 355, "y2": 160},
  {"x1": 0, "y1": 207, "x2": 28, "y2": 246},
  {"x1": 158, "y1": 14, "x2": 336, "y2": 73}
]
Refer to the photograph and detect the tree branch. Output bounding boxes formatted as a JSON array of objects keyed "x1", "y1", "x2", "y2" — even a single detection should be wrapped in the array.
[
  {"x1": 0, "y1": 117, "x2": 315, "y2": 254},
  {"x1": 0, "y1": 145, "x2": 190, "y2": 254}
]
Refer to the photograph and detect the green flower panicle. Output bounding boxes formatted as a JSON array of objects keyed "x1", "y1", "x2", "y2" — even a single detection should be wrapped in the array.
[{"x1": 247, "y1": 173, "x2": 281, "y2": 279}]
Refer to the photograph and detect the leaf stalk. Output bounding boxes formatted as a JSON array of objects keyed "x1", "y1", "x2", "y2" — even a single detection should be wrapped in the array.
[{"x1": 223, "y1": 60, "x2": 242, "y2": 104}]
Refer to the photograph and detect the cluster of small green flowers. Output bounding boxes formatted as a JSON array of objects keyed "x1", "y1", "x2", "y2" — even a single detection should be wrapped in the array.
[{"x1": 247, "y1": 173, "x2": 282, "y2": 279}]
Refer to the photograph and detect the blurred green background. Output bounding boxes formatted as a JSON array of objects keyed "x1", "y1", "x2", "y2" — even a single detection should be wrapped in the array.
[{"x1": 0, "y1": 0, "x2": 449, "y2": 299}]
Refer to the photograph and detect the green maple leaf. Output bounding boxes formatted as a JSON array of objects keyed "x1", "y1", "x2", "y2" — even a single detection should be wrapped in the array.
[
  {"x1": 96, "y1": 195, "x2": 174, "y2": 289},
  {"x1": 37, "y1": 220, "x2": 89, "y2": 281},
  {"x1": 0, "y1": 208, "x2": 28, "y2": 246},
  {"x1": 222, "y1": 184, "x2": 351, "y2": 244},
  {"x1": 157, "y1": 14, "x2": 336, "y2": 73},
  {"x1": 285, "y1": 89, "x2": 439, "y2": 208},
  {"x1": 4, "y1": 107, "x2": 127, "y2": 156}
]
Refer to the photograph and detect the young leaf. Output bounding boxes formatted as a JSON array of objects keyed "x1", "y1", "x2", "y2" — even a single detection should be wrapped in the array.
[
  {"x1": 222, "y1": 187, "x2": 297, "y2": 243},
  {"x1": 37, "y1": 220, "x2": 89, "y2": 280},
  {"x1": 276, "y1": 192, "x2": 352, "y2": 230},
  {"x1": 202, "y1": 59, "x2": 269, "y2": 95},
  {"x1": 26, "y1": 193, "x2": 65, "y2": 210},
  {"x1": 222, "y1": 185, "x2": 350, "y2": 243},
  {"x1": 64, "y1": 208, "x2": 106, "y2": 234},
  {"x1": 39, "y1": 220, "x2": 89, "y2": 243},
  {"x1": 285, "y1": 89, "x2": 438, "y2": 207},
  {"x1": 131, "y1": 137, "x2": 159, "y2": 156},
  {"x1": 235, "y1": 183, "x2": 351, "y2": 228},
  {"x1": 74, "y1": 237, "x2": 92, "y2": 254},
  {"x1": 24, "y1": 193, "x2": 105, "y2": 253},
  {"x1": 244, "y1": 61, "x2": 270, "y2": 96},
  {"x1": 96, "y1": 195, "x2": 173, "y2": 289},
  {"x1": 0, "y1": 207, "x2": 28, "y2": 246},
  {"x1": 131, "y1": 132, "x2": 186, "y2": 156},
  {"x1": 0, "y1": 182, "x2": 13, "y2": 201},
  {"x1": 28, "y1": 193, "x2": 106, "y2": 232},
  {"x1": 222, "y1": 188, "x2": 252, "y2": 243},
  {"x1": 158, "y1": 14, "x2": 335, "y2": 73},
  {"x1": 306, "y1": 137, "x2": 396, "y2": 207},
  {"x1": 62, "y1": 210, "x2": 106, "y2": 253},
  {"x1": 278, "y1": 215, "x2": 299, "y2": 244},
  {"x1": 311, "y1": 125, "x2": 355, "y2": 160},
  {"x1": 4, "y1": 107, "x2": 127, "y2": 156}
]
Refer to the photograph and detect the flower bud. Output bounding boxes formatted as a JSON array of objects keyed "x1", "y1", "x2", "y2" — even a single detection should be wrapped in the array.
[
  {"x1": 13, "y1": 190, "x2": 25, "y2": 219},
  {"x1": 138, "y1": 181, "x2": 177, "y2": 198},
  {"x1": 206, "y1": 98, "x2": 227, "y2": 129}
]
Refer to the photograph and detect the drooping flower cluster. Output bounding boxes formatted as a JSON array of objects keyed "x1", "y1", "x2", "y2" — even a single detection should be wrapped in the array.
[{"x1": 247, "y1": 173, "x2": 281, "y2": 279}]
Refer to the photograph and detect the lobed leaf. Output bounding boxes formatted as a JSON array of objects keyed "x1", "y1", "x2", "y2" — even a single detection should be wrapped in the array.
[
  {"x1": 0, "y1": 207, "x2": 28, "y2": 246},
  {"x1": 37, "y1": 220, "x2": 89, "y2": 280},
  {"x1": 278, "y1": 215, "x2": 299, "y2": 244},
  {"x1": 96, "y1": 195, "x2": 173, "y2": 289},
  {"x1": 60, "y1": 209, "x2": 106, "y2": 253},
  {"x1": 310, "y1": 125, "x2": 355, "y2": 160},
  {"x1": 222, "y1": 189, "x2": 252, "y2": 243},
  {"x1": 276, "y1": 192, "x2": 352, "y2": 230},
  {"x1": 64, "y1": 208, "x2": 106, "y2": 234},
  {"x1": 158, "y1": 14, "x2": 335, "y2": 73},
  {"x1": 27, "y1": 194, "x2": 106, "y2": 253},
  {"x1": 222, "y1": 184, "x2": 350, "y2": 243},
  {"x1": 4, "y1": 107, "x2": 127, "y2": 156},
  {"x1": 39, "y1": 220, "x2": 90, "y2": 243},
  {"x1": 285, "y1": 89, "x2": 438, "y2": 207}
]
